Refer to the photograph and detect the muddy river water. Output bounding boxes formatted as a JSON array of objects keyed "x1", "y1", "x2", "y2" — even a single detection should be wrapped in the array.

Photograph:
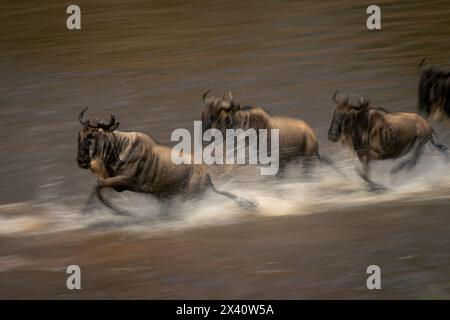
[{"x1": 1, "y1": 0, "x2": 450, "y2": 298}]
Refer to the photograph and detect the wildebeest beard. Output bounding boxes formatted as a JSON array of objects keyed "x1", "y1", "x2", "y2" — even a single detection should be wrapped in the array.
[
  {"x1": 328, "y1": 104, "x2": 371, "y2": 151},
  {"x1": 77, "y1": 136, "x2": 91, "y2": 168},
  {"x1": 346, "y1": 110, "x2": 370, "y2": 151},
  {"x1": 327, "y1": 112, "x2": 344, "y2": 142},
  {"x1": 77, "y1": 131, "x2": 123, "y2": 175}
]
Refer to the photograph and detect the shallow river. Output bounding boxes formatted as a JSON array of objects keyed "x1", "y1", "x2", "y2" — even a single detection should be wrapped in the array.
[{"x1": 1, "y1": 0, "x2": 450, "y2": 298}]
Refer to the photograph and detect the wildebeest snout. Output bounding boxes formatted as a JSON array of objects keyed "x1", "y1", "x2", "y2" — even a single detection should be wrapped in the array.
[
  {"x1": 328, "y1": 127, "x2": 339, "y2": 142},
  {"x1": 77, "y1": 155, "x2": 90, "y2": 169},
  {"x1": 77, "y1": 142, "x2": 91, "y2": 168},
  {"x1": 328, "y1": 122, "x2": 340, "y2": 142}
]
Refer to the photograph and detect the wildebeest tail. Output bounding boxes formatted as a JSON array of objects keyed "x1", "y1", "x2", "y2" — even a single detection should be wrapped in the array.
[
  {"x1": 430, "y1": 138, "x2": 449, "y2": 156},
  {"x1": 317, "y1": 152, "x2": 347, "y2": 178}
]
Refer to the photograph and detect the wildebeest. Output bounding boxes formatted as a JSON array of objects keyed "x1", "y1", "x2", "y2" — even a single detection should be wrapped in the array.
[
  {"x1": 77, "y1": 108, "x2": 255, "y2": 214},
  {"x1": 201, "y1": 90, "x2": 335, "y2": 173},
  {"x1": 328, "y1": 92, "x2": 448, "y2": 189},
  {"x1": 418, "y1": 56, "x2": 450, "y2": 123}
]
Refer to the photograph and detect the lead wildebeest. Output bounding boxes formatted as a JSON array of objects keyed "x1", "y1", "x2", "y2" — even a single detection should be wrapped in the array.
[
  {"x1": 201, "y1": 90, "x2": 337, "y2": 174},
  {"x1": 77, "y1": 108, "x2": 255, "y2": 215},
  {"x1": 328, "y1": 92, "x2": 448, "y2": 189},
  {"x1": 418, "y1": 57, "x2": 450, "y2": 123}
]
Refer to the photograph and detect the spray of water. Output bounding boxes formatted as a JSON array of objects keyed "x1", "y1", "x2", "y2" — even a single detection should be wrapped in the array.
[{"x1": 1, "y1": 151, "x2": 450, "y2": 237}]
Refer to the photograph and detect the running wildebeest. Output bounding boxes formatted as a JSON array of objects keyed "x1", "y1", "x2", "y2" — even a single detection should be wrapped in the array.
[
  {"x1": 201, "y1": 90, "x2": 336, "y2": 173},
  {"x1": 328, "y1": 92, "x2": 448, "y2": 190},
  {"x1": 418, "y1": 57, "x2": 450, "y2": 123},
  {"x1": 77, "y1": 108, "x2": 255, "y2": 215}
]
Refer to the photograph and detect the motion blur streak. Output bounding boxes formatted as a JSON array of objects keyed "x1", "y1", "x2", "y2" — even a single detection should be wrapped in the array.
[{"x1": 1, "y1": 0, "x2": 450, "y2": 299}]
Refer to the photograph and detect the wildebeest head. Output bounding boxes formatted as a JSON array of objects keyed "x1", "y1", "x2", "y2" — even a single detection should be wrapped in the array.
[
  {"x1": 328, "y1": 92, "x2": 369, "y2": 142},
  {"x1": 201, "y1": 90, "x2": 238, "y2": 131},
  {"x1": 77, "y1": 107, "x2": 120, "y2": 169}
]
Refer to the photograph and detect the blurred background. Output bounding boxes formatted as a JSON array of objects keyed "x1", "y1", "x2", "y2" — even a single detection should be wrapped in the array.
[{"x1": 1, "y1": 0, "x2": 450, "y2": 299}]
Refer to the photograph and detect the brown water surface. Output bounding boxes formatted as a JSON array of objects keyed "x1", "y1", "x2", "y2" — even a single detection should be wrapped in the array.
[{"x1": 1, "y1": 0, "x2": 450, "y2": 298}]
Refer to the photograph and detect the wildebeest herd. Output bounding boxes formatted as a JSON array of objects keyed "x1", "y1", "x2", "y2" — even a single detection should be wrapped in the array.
[{"x1": 77, "y1": 58, "x2": 450, "y2": 215}]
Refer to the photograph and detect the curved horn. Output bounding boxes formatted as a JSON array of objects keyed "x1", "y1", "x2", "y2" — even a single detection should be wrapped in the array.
[
  {"x1": 332, "y1": 91, "x2": 338, "y2": 103},
  {"x1": 78, "y1": 107, "x2": 91, "y2": 126},
  {"x1": 98, "y1": 110, "x2": 116, "y2": 131},
  {"x1": 419, "y1": 56, "x2": 428, "y2": 69},
  {"x1": 108, "y1": 121, "x2": 120, "y2": 132},
  {"x1": 107, "y1": 110, "x2": 116, "y2": 128},
  {"x1": 202, "y1": 89, "x2": 211, "y2": 103},
  {"x1": 105, "y1": 110, "x2": 119, "y2": 131}
]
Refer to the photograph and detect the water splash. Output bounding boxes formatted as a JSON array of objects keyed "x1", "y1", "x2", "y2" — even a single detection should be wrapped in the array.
[{"x1": 1, "y1": 152, "x2": 450, "y2": 237}]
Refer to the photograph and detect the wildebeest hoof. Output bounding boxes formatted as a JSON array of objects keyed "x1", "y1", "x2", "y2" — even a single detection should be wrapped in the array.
[{"x1": 238, "y1": 198, "x2": 258, "y2": 210}]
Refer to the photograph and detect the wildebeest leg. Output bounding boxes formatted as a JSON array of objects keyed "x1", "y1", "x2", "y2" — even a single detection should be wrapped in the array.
[
  {"x1": 276, "y1": 161, "x2": 288, "y2": 178},
  {"x1": 205, "y1": 174, "x2": 257, "y2": 209},
  {"x1": 210, "y1": 185, "x2": 257, "y2": 209},
  {"x1": 301, "y1": 157, "x2": 315, "y2": 179},
  {"x1": 430, "y1": 138, "x2": 449, "y2": 159},
  {"x1": 81, "y1": 186, "x2": 98, "y2": 214},
  {"x1": 157, "y1": 198, "x2": 173, "y2": 219},
  {"x1": 96, "y1": 175, "x2": 134, "y2": 216},
  {"x1": 357, "y1": 156, "x2": 371, "y2": 183},
  {"x1": 391, "y1": 140, "x2": 427, "y2": 174},
  {"x1": 316, "y1": 153, "x2": 347, "y2": 178},
  {"x1": 358, "y1": 156, "x2": 385, "y2": 191}
]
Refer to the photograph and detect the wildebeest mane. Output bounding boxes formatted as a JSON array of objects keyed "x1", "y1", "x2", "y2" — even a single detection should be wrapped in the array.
[
  {"x1": 93, "y1": 130, "x2": 160, "y2": 177},
  {"x1": 342, "y1": 103, "x2": 386, "y2": 151},
  {"x1": 372, "y1": 106, "x2": 389, "y2": 114},
  {"x1": 210, "y1": 104, "x2": 272, "y2": 132},
  {"x1": 340, "y1": 109, "x2": 365, "y2": 151},
  {"x1": 238, "y1": 104, "x2": 271, "y2": 115},
  {"x1": 232, "y1": 106, "x2": 271, "y2": 131}
]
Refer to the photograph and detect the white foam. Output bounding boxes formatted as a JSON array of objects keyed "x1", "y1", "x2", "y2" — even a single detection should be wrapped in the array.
[{"x1": 1, "y1": 153, "x2": 450, "y2": 236}]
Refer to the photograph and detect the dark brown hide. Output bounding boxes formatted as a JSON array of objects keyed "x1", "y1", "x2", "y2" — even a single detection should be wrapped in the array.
[
  {"x1": 201, "y1": 91, "x2": 319, "y2": 169},
  {"x1": 418, "y1": 58, "x2": 450, "y2": 123},
  {"x1": 328, "y1": 94, "x2": 448, "y2": 189},
  {"x1": 77, "y1": 109, "x2": 254, "y2": 214}
]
